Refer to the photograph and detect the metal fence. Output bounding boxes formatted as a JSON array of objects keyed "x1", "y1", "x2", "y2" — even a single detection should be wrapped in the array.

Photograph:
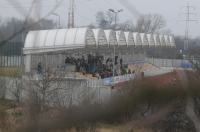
[
  {"x1": 0, "y1": 42, "x2": 23, "y2": 67},
  {"x1": 0, "y1": 56, "x2": 23, "y2": 67},
  {"x1": 146, "y1": 58, "x2": 193, "y2": 68},
  {"x1": 144, "y1": 67, "x2": 174, "y2": 77}
]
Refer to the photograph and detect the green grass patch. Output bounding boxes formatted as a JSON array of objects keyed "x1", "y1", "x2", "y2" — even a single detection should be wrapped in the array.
[{"x1": 0, "y1": 67, "x2": 23, "y2": 77}]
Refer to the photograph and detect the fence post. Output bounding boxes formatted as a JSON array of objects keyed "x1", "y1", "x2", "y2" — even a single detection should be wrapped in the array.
[
  {"x1": 153, "y1": 57, "x2": 154, "y2": 65},
  {"x1": 3, "y1": 56, "x2": 5, "y2": 67},
  {"x1": 0, "y1": 55, "x2": 1, "y2": 67},
  {"x1": 6, "y1": 56, "x2": 8, "y2": 67},
  {"x1": 13, "y1": 55, "x2": 14, "y2": 67},
  {"x1": 18, "y1": 56, "x2": 19, "y2": 67}
]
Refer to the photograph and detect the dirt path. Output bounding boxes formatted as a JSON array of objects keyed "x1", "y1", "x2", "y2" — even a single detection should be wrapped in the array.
[{"x1": 177, "y1": 70, "x2": 200, "y2": 132}]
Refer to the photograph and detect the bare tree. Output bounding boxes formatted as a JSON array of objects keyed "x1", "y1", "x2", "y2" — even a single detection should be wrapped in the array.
[
  {"x1": 0, "y1": 18, "x2": 56, "y2": 42},
  {"x1": 117, "y1": 20, "x2": 134, "y2": 31},
  {"x1": 88, "y1": 23, "x2": 95, "y2": 29},
  {"x1": 95, "y1": 12, "x2": 166, "y2": 33},
  {"x1": 95, "y1": 11, "x2": 115, "y2": 29},
  {"x1": 96, "y1": 11, "x2": 107, "y2": 28},
  {"x1": 9, "y1": 79, "x2": 23, "y2": 104},
  {"x1": 106, "y1": 11, "x2": 115, "y2": 26},
  {"x1": 134, "y1": 14, "x2": 166, "y2": 33}
]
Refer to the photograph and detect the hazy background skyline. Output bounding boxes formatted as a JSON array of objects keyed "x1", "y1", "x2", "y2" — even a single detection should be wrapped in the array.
[{"x1": 0, "y1": 0, "x2": 199, "y2": 37}]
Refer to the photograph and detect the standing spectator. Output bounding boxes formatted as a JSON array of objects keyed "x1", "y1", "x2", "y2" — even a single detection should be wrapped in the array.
[
  {"x1": 106, "y1": 58, "x2": 110, "y2": 64},
  {"x1": 128, "y1": 69, "x2": 132, "y2": 74},
  {"x1": 115, "y1": 56, "x2": 118, "y2": 65},
  {"x1": 64, "y1": 57, "x2": 70, "y2": 69},
  {"x1": 37, "y1": 62, "x2": 42, "y2": 74},
  {"x1": 120, "y1": 58, "x2": 123, "y2": 68}
]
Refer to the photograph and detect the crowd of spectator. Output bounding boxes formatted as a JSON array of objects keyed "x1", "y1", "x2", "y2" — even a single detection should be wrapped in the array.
[
  {"x1": 37, "y1": 54, "x2": 134, "y2": 79},
  {"x1": 64, "y1": 54, "x2": 133, "y2": 79}
]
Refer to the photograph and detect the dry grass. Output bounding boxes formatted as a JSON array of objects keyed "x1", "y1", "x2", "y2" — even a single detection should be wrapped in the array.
[
  {"x1": 0, "y1": 99, "x2": 15, "y2": 131},
  {"x1": 16, "y1": 75, "x2": 189, "y2": 132},
  {"x1": 1, "y1": 71, "x2": 200, "y2": 132},
  {"x1": 0, "y1": 67, "x2": 23, "y2": 77}
]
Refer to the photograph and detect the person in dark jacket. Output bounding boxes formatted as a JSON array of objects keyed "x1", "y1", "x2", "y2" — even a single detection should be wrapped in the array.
[{"x1": 37, "y1": 62, "x2": 42, "y2": 74}]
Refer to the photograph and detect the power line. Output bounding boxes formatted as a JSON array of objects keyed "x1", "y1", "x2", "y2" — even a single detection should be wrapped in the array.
[
  {"x1": 182, "y1": 2, "x2": 198, "y2": 51},
  {"x1": 0, "y1": 0, "x2": 65, "y2": 46}
]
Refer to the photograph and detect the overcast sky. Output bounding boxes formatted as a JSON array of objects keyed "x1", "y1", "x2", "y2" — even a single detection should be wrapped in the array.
[{"x1": 0, "y1": 0, "x2": 200, "y2": 37}]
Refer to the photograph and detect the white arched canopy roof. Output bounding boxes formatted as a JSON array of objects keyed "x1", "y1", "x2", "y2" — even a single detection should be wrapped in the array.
[
  {"x1": 164, "y1": 35, "x2": 170, "y2": 47},
  {"x1": 104, "y1": 30, "x2": 118, "y2": 46},
  {"x1": 133, "y1": 32, "x2": 142, "y2": 46},
  {"x1": 124, "y1": 32, "x2": 134, "y2": 46},
  {"x1": 24, "y1": 28, "x2": 96, "y2": 54},
  {"x1": 169, "y1": 36, "x2": 176, "y2": 47},
  {"x1": 159, "y1": 35, "x2": 165, "y2": 47},
  {"x1": 92, "y1": 29, "x2": 108, "y2": 46},
  {"x1": 153, "y1": 34, "x2": 161, "y2": 47},
  {"x1": 140, "y1": 33, "x2": 148, "y2": 46},
  {"x1": 147, "y1": 34, "x2": 155, "y2": 47},
  {"x1": 24, "y1": 27, "x2": 176, "y2": 55},
  {"x1": 116, "y1": 31, "x2": 127, "y2": 46}
]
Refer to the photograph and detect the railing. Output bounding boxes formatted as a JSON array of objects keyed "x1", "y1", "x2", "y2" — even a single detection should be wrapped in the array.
[
  {"x1": 0, "y1": 56, "x2": 23, "y2": 67},
  {"x1": 144, "y1": 67, "x2": 174, "y2": 77},
  {"x1": 146, "y1": 58, "x2": 193, "y2": 69},
  {"x1": 87, "y1": 74, "x2": 136, "y2": 88}
]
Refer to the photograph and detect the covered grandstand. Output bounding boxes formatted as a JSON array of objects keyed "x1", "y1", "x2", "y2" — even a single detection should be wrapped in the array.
[
  {"x1": 147, "y1": 34, "x2": 155, "y2": 47},
  {"x1": 23, "y1": 27, "x2": 176, "y2": 75},
  {"x1": 140, "y1": 33, "x2": 149, "y2": 47},
  {"x1": 124, "y1": 32, "x2": 134, "y2": 46},
  {"x1": 164, "y1": 35, "x2": 170, "y2": 47},
  {"x1": 116, "y1": 31, "x2": 127, "y2": 46},
  {"x1": 169, "y1": 36, "x2": 176, "y2": 47},
  {"x1": 92, "y1": 29, "x2": 108, "y2": 46},
  {"x1": 159, "y1": 35, "x2": 166, "y2": 47},
  {"x1": 133, "y1": 32, "x2": 142, "y2": 46},
  {"x1": 153, "y1": 34, "x2": 161, "y2": 47},
  {"x1": 104, "y1": 30, "x2": 118, "y2": 46},
  {"x1": 24, "y1": 28, "x2": 96, "y2": 54}
]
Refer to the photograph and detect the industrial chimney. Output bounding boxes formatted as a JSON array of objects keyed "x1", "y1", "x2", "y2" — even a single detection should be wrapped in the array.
[{"x1": 68, "y1": 0, "x2": 75, "y2": 28}]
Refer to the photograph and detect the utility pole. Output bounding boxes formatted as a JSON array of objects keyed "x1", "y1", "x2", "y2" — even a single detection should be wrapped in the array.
[
  {"x1": 68, "y1": 0, "x2": 75, "y2": 28},
  {"x1": 108, "y1": 9, "x2": 123, "y2": 78},
  {"x1": 109, "y1": 9, "x2": 123, "y2": 29},
  {"x1": 52, "y1": 13, "x2": 61, "y2": 28},
  {"x1": 182, "y1": 2, "x2": 197, "y2": 52}
]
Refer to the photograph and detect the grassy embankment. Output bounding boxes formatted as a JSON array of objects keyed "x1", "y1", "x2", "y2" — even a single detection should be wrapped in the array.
[
  {"x1": 0, "y1": 70, "x2": 200, "y2": 132},
  {"x1": 0, "y1": 67, "x2": 23, "y2": 77}
]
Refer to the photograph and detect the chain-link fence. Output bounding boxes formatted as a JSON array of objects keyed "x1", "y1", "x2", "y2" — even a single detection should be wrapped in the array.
[
  {"x1": 146, "y1": 58, "x2": 193, "y2": 69},
  {"x1": 0, "y1": 42, "x2": 23, "y2": 67}
]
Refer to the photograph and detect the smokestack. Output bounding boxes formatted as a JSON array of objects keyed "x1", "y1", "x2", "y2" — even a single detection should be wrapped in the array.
[
  {"x1": 31, "y1": 0, "x2": 41, "y2": 22},
  {"x1": 68, "y1": 0, "x2": 75, "y2": 28}
]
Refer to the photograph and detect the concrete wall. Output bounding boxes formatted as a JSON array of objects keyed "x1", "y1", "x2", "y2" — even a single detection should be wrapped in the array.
[
  {"x1": 0, "y1": 76, "x2": 111, "y2": 105},
  {"x1": 28, "y1": 78, "x2": 112, "y2": 106},
  {"x1": 0, "y1": 77, "x2": 22, "y2": 100},
  {"x1": 146, "y1": 58, "x2": 192, "y2": 68}
]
